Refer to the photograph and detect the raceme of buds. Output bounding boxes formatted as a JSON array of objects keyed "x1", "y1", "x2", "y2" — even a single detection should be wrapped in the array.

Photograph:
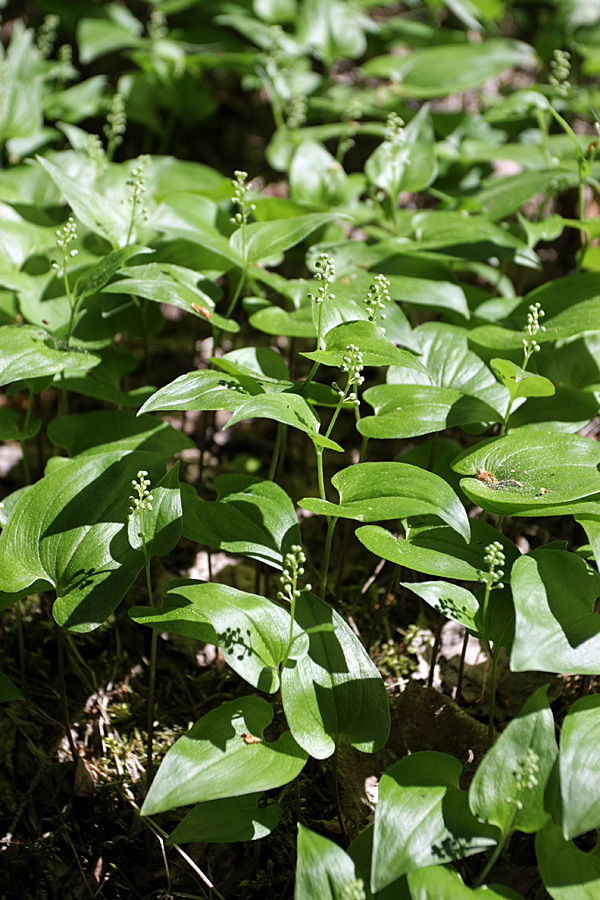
[
  {"x1": 230, "y1": 170, "x2": 256, "y2": 227},
  {"x1": 385, "y1": 111, "x2": 405, "y2": 147},
  {"x1": 52, "y1": 217, "x2": 78, "y2": 275},
  {"x1": 549, "y1": 49, "x2": 571, "y2": 98},
  {"x1": 507, "y1": 749, "x2": 540, "y2": 809},
  {"x1": 37, "y1": 14, "x2": 59, "y2": 57},
  {"x1": 477, "y1": 541, "x2": 505, "y2": 591},
  {"x1": 308, "y1": 253, "x2": 335, "y2": 305},
  {"x1": 522, "y1": 302, "x2": 546, "y2": 361},
  {"x1": 128, "y1": 470, "x2": 154, "y2": 520},
  {"x1": 364, "y1": 274, "x2": 391, "y2": 325},
  {"x1": 277, "y1": 545, "x2": 311, "y2": 605}
]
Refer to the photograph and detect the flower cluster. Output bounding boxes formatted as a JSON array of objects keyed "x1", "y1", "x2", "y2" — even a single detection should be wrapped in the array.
[
  {"x1": 104, "y1": 93, "x2": 126, "y2": 159},
  {"x1": 52, "y1": 217, "x2": 78, "y2": 276},
  {"x1": 124, "y1": 156, "x2": 151, "y2": 225},
  {"x1": 363, "y1": 274, "x2": 391, "y2": 326},
  {"x1": 385, "y1": 111, "x2": 405, "y2": 147},
  {"x1": 230, "y1": 170, "x2": 255, "y2": 228},
  {"x1": 478, "y1": 541, "x2": 505, "y2": 591},
  {"x1": 523, "y1": 301, "x2": 546, "y2": 365},
  {"x1": 308, "y1": 253, "x2": 336, "y2": 305},
  {"x1": 37, "y1": 14, "x2": 59, "y2": 58},
  {"x1": 508, "y1": 748, "x2": 540, "y2": 809},
  {"x1": 549, "y1": 49, "x2": 571, "y2": 98},
  {"x1": 148, "y1": 6, "x2": 168, "y2": 41},
  {"x1": 332, "y1": 344, "x2": 364, "y2": 407},
  {"x1": 128, "y1": 471, "x2": 154, "y2": 521},
  {"x1": 277, "y1": 545, "x2": 311, "y2": 605}
]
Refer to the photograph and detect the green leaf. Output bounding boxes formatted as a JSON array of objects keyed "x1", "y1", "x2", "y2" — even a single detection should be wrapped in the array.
[
  {"x1": 139, "y1": 370, "x2": 263, "y2": 415},
  {"x1": 356, "y1": 518, "x2": 520, "y2": 581},
  {"x1": 453, "y1": 433, "x2": 600, "y2": 516},
  {"x1": 491, "y1": 358, "x2": 555, "y2": 403},
  {"x1": 73, "y1": 246, "x2": 149, "y2": 302},
  {"x1": 536, "y1": 824, "x2": 600, "y2": 900},
  {"x1": 400, "y1": 581, "x2": 479, "y2": 632},
  {"x1": 296, "y1": 824, "x2": 363, "y2": 900},
  {"x1": 127, "y1": 463, "x2": 182, "y2": 559},
  {"x1": 225, "y1": 393, "x2": 343, "y2": 452},
  {"x1": 131, "y1": 581, "x2": 307, "y2": 694},
  {"x1": 36, "y1": 156, "x2": 129, "y2": 247},
  {"x1": 167, "y1": 794, "x2": 282, "y2": 845},
  {"x1": 507, "y1": 388, "x2": 600, "y2": 435},
  {"x1": 141, "y1": 696, "x2": 308, "y2": 815},
  {"x1": 249, "y1": 303, "x2": 317, "y2": 339},
  {"x1": 559, "y1": 696, "x2": 600, "y2": 840},
  {"x1": 48, "y1": 410, "x2": 194, "y2": 457},
  {"x1": 365, "y1": 104, "x2": 437, "y2": 197},
  {"x1": 181, "y1": 475, "x2": 301, "y2": 568},
  {"x1": 298, "y1": 461, "x2": 470, "y2": 541},
  {"x1": 0, "y1": 325, "x2": 101, "y2": 387},
  {"x1": 0, "y1": 670, "x2": 23, "y2": 703},
  {"x1": 371, "y1": 752, "x2": 498, "y2": 891},
  {"x1": 301, "y1": 320, "x2": 426, "y2": 369},
  {"x1": 473, "y1": 169, "x2": 567, "y2": 223},
  {"x1": 510, "y1": 549, "x2": 600, "y2": 675},
  {"x1": 230, "y1": 213, "x2": 340, "y2": 264},
  {"x1": 359, "y1": 384, "x2": 501, "y2": 440},
  {"x1": 362, "y1": 39, "x2": 534, "y2": 98},
  {"x1": 280, "y1": 592, "x2": 390, "y2": 759},
  {"x1": 0, "y1": 452, "x2": 176, "y2": 632},
  {"x1": 386, "y1": 274, "x2": 470, "y2": 319},
  {"x1": 469, "y1": 686, "x2": 558, "y2": 835},
  {"x1": 407, "y1": 865, "x2": 526, "y2": 899}
]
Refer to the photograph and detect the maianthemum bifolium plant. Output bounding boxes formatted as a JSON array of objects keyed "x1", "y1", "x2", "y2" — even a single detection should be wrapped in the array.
[{"x1": 5, "y1": 1, "x2": 600, "y2": 898}]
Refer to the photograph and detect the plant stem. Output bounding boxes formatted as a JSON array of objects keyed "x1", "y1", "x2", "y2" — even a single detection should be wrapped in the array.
[
  {"x1": 331, "y1": 746, "x2": 349, "y2": 848},
  {"x1": 268, "y1": 421, "x2": 286, "y2": 481},
  {"x1": 319, "y1": 517, "x2": 338, "y2": 599},
  {"x1": 316, "y1": 447, "x2": 327, "y2": 502},
  {"x1": 57, "y1": 625, "x2": 78, "y2": 764},
  {"x1": 487, "y1": 643, "x2": 500, "y2": 747},
  {"x1": 475, "y1": 807, "x2": 517, "y2": 887}
]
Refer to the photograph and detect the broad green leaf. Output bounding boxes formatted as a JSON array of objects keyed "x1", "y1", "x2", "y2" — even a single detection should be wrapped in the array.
[
  {"x1": 522, "y1": 273, "x2": 600, "y2": 343},
  {"x1": 510, "y1": 550, "x2": 600, "y2": 674},
  {"x1": 508, "y1": 388, "x2": 599, "y2": 434},
  {"x1": 230, "y1": 213, "x2": 340, "y2": 264},
  {"x1": 296, "y1": 824, "x2": 363, "y2": 900},
  {"x1": 289, "y1": 141, "x2": 351, "y2": 207},
  {"x1": 48, "y1": 410, "x2": 194, "y2": 457},
  {"x1": 359, "y1": 383, "x2": 501, "y2": 440},
  {"x1": 139, "y1": 369, "x2": 263, "y2": 415},
  {"x1": 181, "y1": 474, "x2": 301, "y2": 568},
  {"x1": 491, "y1": 358, "x2": 555, "y2": 403},
  {"x1": 559, "y1": 696, "x2": 600, "y2": 840},
  {"x1": 249, "y1": 303, "x2": 316, "y2": 339},
  {"x1": 0, "y1": 407, "x2": 40, "y2": 442},
  {"x1": 301, "y1": 320, "x2": 425, "y2": 369},
  {"x1": 73, "y1": 246, "x2": 148, "y2": 302},
  {"x1": 356, "y1": 518, "x2": 520, "y2": 581},
  {"x1": 386, "y1": 274, "x2": 470, "y2": 319},
  {"x1": 280, "y1": 592, "x2": 390, "y2": 759},
  {"x1": 0, "y1": 670, "x2": 23, "y2": 703},
  {"x1": 102, "y1": 262, "x2": 237, "y2": 332},
  {"x1": 77, "y1": 9, "x2": 143, "y2": 64},
  {"x1": 141, "y1": 696, "x2": 308, "y2": 815},
  {"x1": 0, "y1": 325, "x2": 101, "y2": 386},
  {"x1": 225, "y1": 393, "x2": 343, "y2": 452},
  {"x1": 400, "y1": 581, "x2": 479, "y2": 632},
  {"x1": 469, "y1": 686, "x2": 558, "y2": 834},
  {"x1": 167, "y1": 794, "x2": 282, "y2": 845},
  {"x1": 453, "y1": 433, "x2": 600, "y2": 516},
  {"x1": 362, "y1": 39, "x2": 534, "y2": 98},
  {"x1": 149, "y1": 195, "x2": 241, "y2": 267},
  {"x1": 390, "y1": 322, "x2": 509, "y2": 416},
  {"x1": 412, "y1": 210, "x2": 535, "y2": 265},
  {"x1": 348, "y1": 826, "x2": 411, "y2": 900},
  {"x1": 298, "y1": 461, "x2": 470, "y2": 541},
  {"x1": 36, "y1": 156, "x2": 129, "y2": 246},
  {"x1": 473, "y1": 169, "x2": 567, "y2": 222},
  {"x1": 371, "y1": 752, "x2": 498, "y2": 891},
  {"x1": 407, "y1": 865, "x2": 526, "y2": 899},
  {"x1": 0, "y1": 452, "x2": 178, "y2": 632},
  {"x1": 536, "y1": 825, "x2": 600, "y2": 900},
  {"x1": 131, "y1": 581, "x2": 307, "y2": 693}
]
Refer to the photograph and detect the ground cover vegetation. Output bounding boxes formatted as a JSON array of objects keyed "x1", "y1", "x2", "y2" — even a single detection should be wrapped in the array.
[{"x1": 4, "y1": 0, "x2": 600, "y2": 898}]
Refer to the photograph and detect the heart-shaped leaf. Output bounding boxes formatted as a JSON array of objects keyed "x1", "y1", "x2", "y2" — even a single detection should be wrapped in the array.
[
  {"x1": 407, "y1": 865, "x2": 526, "y2": 899},
  {"x1": 296, "y1": 824, "x2": 364, "y2": 900},
  {"x1": 0, "y1": 325, "x2": 101, "y2": 387},
  {"x1": 141, "y1": 696, "x2": 308, "y2": 815},
  {"x1": 139, "y1": 369, "x2": 264, "y2": 415},
  {"x1": 225, "y1": 393, "x2": 343, "y2": 452},
  {"x1": 131, "y1": 581, "x2": 308, "y2": 694},
  {"x1": 509, "y1": 549, "x2": 600, "y2": 674},
  {"x1": 491, "y1": 358, "x2": 555, "y2": 402},
  {"x1": 469, "y1": 686, "x2": 558, "y2": 835},
  {"x1": 280, "y1": 591, "x2": 390, "y2": 759},
  {"x1": 298, "y1": 461, "x2": 470, "y2": 541},
  {"x1": 181, "y1": 475, "x2": 301, "y2": 568},
  {"x1": 48, "y1": 410, "x2": 194, "y2": 457},
  {"x1": 301, "y1": 320, "x2": 425, "y2": 370},
  {"x1": 0, "y1": 452, "x2": 180, "y2": 632},
  {"x1": 558, "y1": 695, "x2": 600, "y2": 840},
  {"x1": 453, "y1": 433, "x2": 600, "y2": 515},
  {"x1": 167, "y1": 794, "x2": 282, "y2": 845},
  {"x1": 536, "y1": 824, "x2": 600, "y2": 900},
  {"x1": 371, "y1": 752, "x2": 498, "y2": 891},
  {"x1": 357, "y1": 518, "x2": 520, "y2": 581}
]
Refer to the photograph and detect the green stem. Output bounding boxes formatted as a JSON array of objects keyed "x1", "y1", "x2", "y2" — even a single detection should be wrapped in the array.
[
  {"x1": 268, "y1": 422, "x2": 286, "y2": 481},
  {"x1": 316, "y1": 447, "x2": 326, "y2": 502},
  {"x1": 487, "y1": 643, "x2": 500, "y2": 748},
  {"x1": 57, "y1": 625, "x2": 78, "y2": 764},
  {"x1": 319, "y1": 517, "x2": 338, "y2": 599},
  {"x1": 475, "y1": 808, "x2": 517, "y2": 887}
]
